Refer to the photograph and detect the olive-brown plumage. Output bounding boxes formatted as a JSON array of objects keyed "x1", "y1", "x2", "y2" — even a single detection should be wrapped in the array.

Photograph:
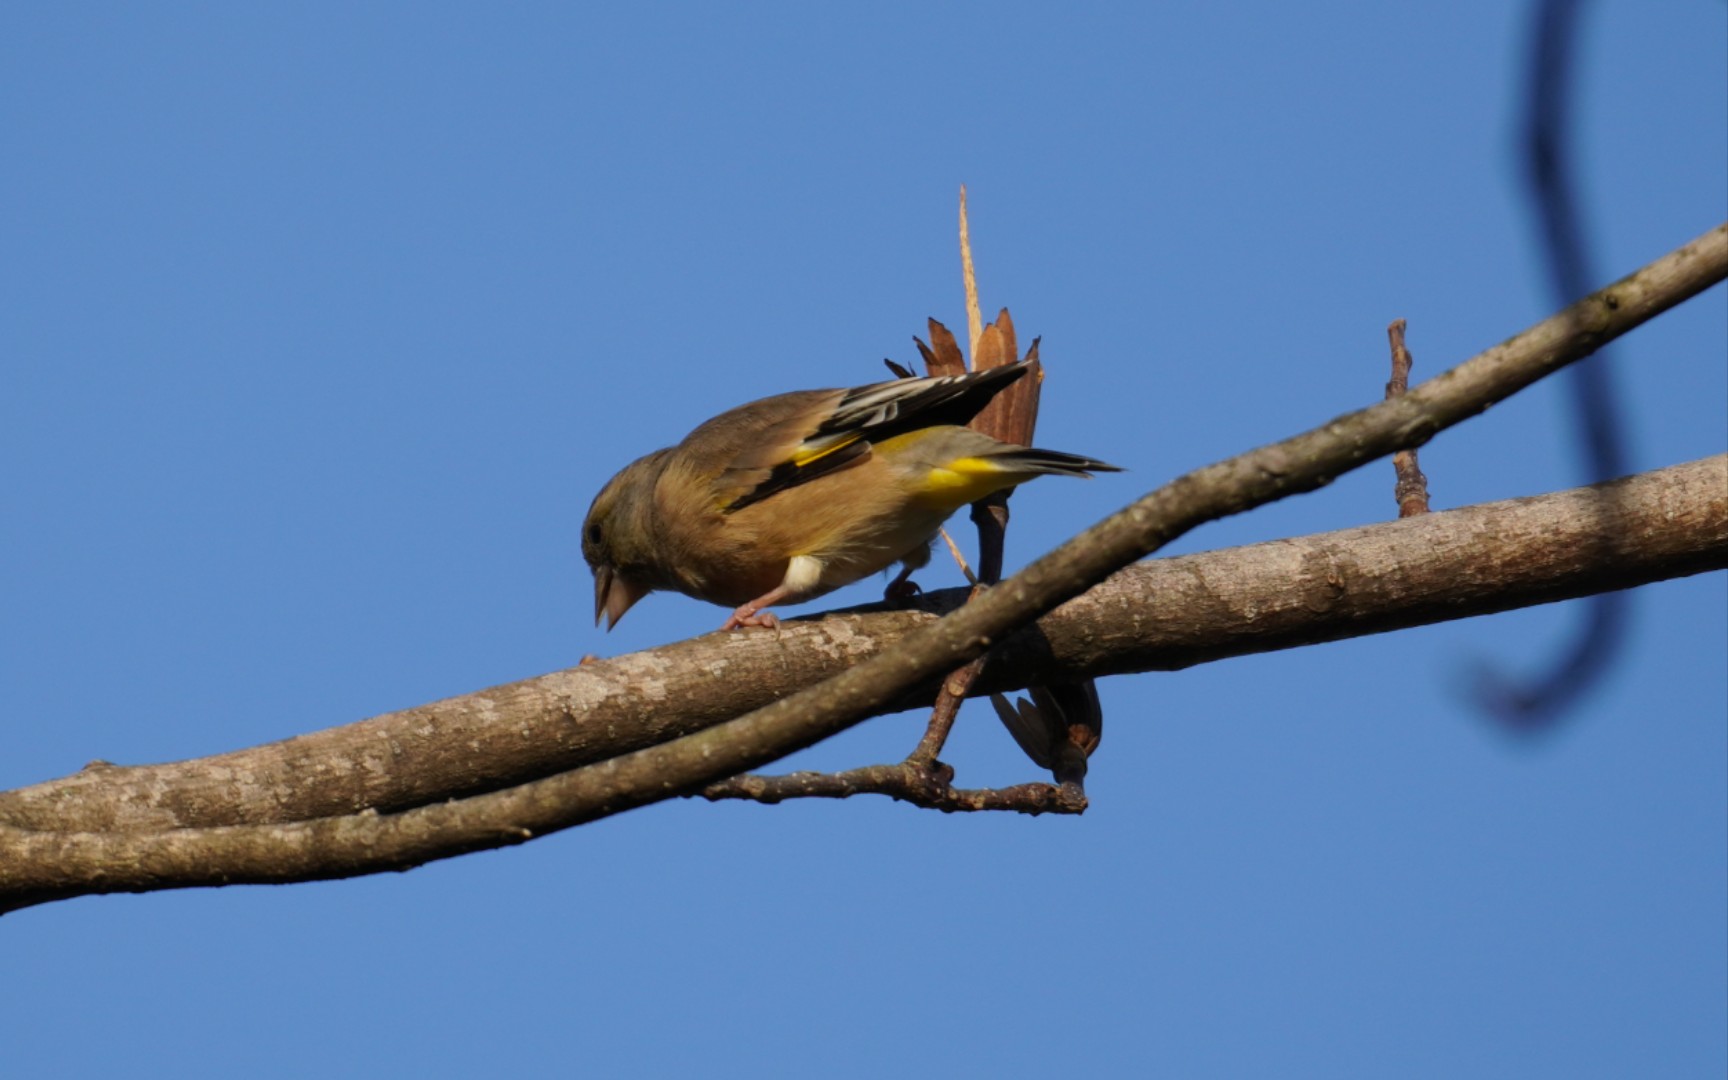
[{"x1": 582, "y1": 363, "x2": 1118, "y2": 629}]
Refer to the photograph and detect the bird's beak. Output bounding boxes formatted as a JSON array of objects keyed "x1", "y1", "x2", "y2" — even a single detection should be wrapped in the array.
[{"x1": 593, "y1": 565, "x2": 648, "y2": 630}]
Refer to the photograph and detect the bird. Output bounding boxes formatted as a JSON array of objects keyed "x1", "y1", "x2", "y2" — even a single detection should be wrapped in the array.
[{"x1": 582, "y1": 361, "x2": 1120, "y2": 630}]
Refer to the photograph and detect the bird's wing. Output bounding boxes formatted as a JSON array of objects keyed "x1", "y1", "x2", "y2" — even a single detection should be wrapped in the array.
[{"x1": 702, "y1": 364, "x2": 1029, "y2": 513}]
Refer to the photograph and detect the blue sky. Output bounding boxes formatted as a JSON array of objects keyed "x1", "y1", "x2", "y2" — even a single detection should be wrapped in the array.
[{"x1": 3, "y1": 3, "x2": 1724, "y2": 1076}]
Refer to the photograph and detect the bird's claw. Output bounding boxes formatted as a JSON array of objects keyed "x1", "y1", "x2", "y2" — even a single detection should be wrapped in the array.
[
  {"x1": 722, "y1": 607, "x2": 780, "y2": 631},
  {"x1": 884, "y1": 578, "x2": 922, "y2": 602}
]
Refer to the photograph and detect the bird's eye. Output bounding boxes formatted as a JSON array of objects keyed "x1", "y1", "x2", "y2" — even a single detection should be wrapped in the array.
[{"x1": 585, "y1": 521, "x2": 603, "y2": 546}]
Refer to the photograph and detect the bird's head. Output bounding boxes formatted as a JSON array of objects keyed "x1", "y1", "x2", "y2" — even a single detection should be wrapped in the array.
[{"x1": 582, "y1": 451, "x2": 671, "y2": 630}]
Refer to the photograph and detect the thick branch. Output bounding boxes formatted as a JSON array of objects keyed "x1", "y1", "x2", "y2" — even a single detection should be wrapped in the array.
[
  {"x1": 3, "y1": 457, "x2": 1722, "y2": 909},
  {"x1": 5, "y1": 223, "x2": 1722, "y2": 845},
  {"x1": 0, "y1": 221, "x2": 1719, "y2": 909},
  {"x1": 5, "y1": 453, "x2": 1720, "y2": 906},
  {"x1": 1042, "y1": 453, "x2": 1723, "y2": 676},
  {"x1": 8, "y1": 452, "x2": 1722, "y2": 840}
]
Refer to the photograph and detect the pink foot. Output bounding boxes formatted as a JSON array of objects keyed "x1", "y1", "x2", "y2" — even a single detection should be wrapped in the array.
[{"x1": 721, "y1": 607, "x2": 781, "y2": 631}]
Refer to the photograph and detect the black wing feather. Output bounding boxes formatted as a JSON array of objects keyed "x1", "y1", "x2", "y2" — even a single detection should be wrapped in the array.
[{"x1": 721, "y1": 364, "x2": 1030, "y2": 513}]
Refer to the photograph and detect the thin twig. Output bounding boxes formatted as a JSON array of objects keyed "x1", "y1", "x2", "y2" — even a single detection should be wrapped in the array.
[
  {"x1": 1386, "y1": 320, "x2": 1432, "y2": 516},
  {"x1": 702, "y1": 762, "x2": 1086, "y2": 815},
  {"x1": 937, "y1": 527, "x2": 978, "y2": 585},
  {"x1": 906, "y1": 638, "x2": 988, "y2": 768}
]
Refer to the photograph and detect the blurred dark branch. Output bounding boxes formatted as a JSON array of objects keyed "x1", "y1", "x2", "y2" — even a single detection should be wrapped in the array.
[
  {"x1": 1526, "y1": 0, "x2": 1628, "y2": 482},
  {"x1": 1, "y1": 224, "x2": 1722, "y2": 911},
  {"x1": 1490, "y1": 0, "x2": 1631, "y2": 727}
]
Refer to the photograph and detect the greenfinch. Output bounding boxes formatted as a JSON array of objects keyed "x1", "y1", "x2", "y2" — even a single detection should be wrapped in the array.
[{"x1": 583, "y1": 362, "x2": 1119, "y2": 630}]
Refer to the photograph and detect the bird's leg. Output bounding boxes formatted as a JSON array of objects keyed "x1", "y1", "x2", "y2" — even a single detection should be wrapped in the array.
[
  {"x1": 721, "y1": 598, "x2": 783, "y2": 631},
  {"x1": 721, "y1": 555, "x2": 822, "y2": 630},
  {"x1": 883, "y1": 563, "x2": 922, "y2": 602},
  {"x1": 883, "y1": 538, "x2": 935, "y2": 602}
]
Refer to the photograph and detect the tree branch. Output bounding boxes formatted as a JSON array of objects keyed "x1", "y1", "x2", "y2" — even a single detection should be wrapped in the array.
[
  {"x1": 1386, "y1": 319, "x2": 1432, "y2": 516},
  {"x1": 701, "y1": 763, "x2": 1088, "y2": 815},
  {"x1": 7, "y1": 452, "x2": 1721, "y2": 839},
  {"x1": 2, "y1": 455, "x2": 1720, "y2": 909},
  {"x1": 1, "y1": 223, "x2": 1723, "y2": 911}
]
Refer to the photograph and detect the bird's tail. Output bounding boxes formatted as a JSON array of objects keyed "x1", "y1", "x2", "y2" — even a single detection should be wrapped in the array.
[{"x1": 987, "y1": 447, "x2": 1122, "y2": 479}]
